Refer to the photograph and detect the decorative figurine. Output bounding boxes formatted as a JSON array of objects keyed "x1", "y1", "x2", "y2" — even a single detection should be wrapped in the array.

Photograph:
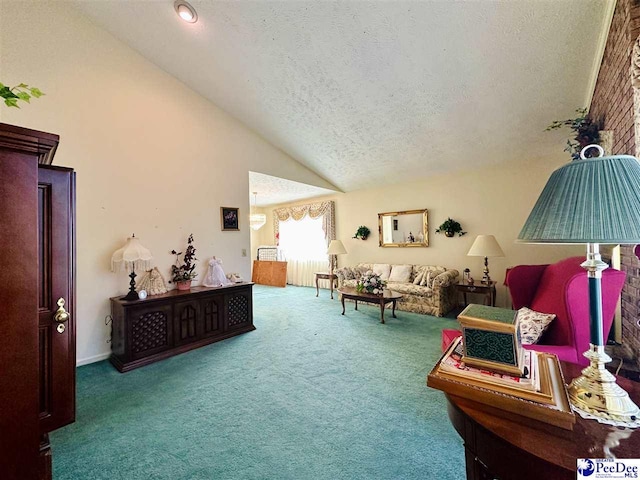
[
  {"x1": 137, "y1": 267, "x2": 169, "y2": 296},
  {"x1": 203, "y1": 257, "x2": 230, "y2": 287}
]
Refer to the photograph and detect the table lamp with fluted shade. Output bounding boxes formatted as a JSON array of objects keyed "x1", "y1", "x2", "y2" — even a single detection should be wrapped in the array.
[
  {"x1": 518, "y1": 145, "x2": 640, "y2": 425},
  {"x1": 467, "y1": 235, "x2": 504, "y2": 284},
  {"x1": 327, "y1": 239, "x2": 347, "y2": 279},
  {"x1": 111, "y1": 234, "x2": 153, "y2": 301}
]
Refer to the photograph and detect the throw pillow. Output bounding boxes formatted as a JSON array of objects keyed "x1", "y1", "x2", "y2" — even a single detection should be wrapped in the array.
[
  {"x1": 372, "y1": 263, "x2": 392, "y2": 281},
  {"x1": 355, "y1": 266, "x2": 370, "y2": 278},
  {"x1": 517, "y1": 307, "x2": 556, "y2": 345},
  {"x1": 343, "y1": 267, "x2": 356, "y2": 280},
  {"x1": 413, "y1": 271, "x2": 424, "y2": 285},
  {"x1": 420, "y1": 271, "x2": 432, "y2": 287},
  {"x1": 389, "y1": 264, "x2": 412, "y2": 283}
]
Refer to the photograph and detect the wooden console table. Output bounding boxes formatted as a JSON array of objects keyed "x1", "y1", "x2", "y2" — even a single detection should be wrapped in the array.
[
  {"x1": 110, "y1": 283, "x2": 254, "y2": 372},
  {"x1": 447, "y1": 361, "x2": 640, "y2": 479}
]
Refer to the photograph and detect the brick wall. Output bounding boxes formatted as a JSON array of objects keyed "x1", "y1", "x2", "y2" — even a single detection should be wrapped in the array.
[
  {"x1": 589, "y1": 0, "x2": 640, "y2": 365},
  {"x1": 590, "y1": 0, "x2": 635, "y2": 155}
]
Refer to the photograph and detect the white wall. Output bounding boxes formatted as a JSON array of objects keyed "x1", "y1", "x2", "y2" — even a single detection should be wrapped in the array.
[
  {"x1": 261, "y1": 156, "x2": 584, "y2": 308},
  {"x1": 0, "y1": 3, "x2": 334, "y2": 365}
]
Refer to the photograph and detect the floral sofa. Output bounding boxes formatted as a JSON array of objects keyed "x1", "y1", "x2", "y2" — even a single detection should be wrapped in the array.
[{"x1": 336, "y1": 263, "x2": 459, "y2": 317}]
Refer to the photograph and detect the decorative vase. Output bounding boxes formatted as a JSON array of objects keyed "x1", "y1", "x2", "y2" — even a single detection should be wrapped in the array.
[
  {"x1": 445, "y1": 231, "x2": 454, "y2": 237},
  {"x1": 176, "y1": 280, "x2": 192, "y2": 291}
]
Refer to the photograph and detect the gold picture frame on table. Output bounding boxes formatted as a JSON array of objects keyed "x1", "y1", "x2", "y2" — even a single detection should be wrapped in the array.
[{"x1": 427, "y1": 337, "x2": 575, "y2": 431}]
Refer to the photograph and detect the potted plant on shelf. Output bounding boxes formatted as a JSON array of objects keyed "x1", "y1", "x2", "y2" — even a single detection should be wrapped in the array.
[
  {"x1": 545, "y1": 107, "x2": 601, "y2": 160},
  {"x1": 435, "y1": 218, "x2": 466, "y2": 237},
  {"x1": 353, "y1": 225, "x2": 371, "y2": 240},
  {"x1": 170, "y1": 234, "x2": 197, "y2": 290}
]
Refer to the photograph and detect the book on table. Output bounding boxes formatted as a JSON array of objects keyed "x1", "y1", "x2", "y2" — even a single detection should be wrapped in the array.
[
  {"x1": 439, "y1": 336, "x2": 541, "y2": 393},
  {"x1": 427, "y1": 336, "x2": 575, "y2": 430},
  {"x1": 437, "y1": 336, "x2": 552, "y2": 404}
]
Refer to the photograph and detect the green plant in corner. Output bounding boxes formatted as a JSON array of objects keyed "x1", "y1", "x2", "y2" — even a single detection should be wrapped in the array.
[
  {"x1": 545, "y1": 107, "x2": 601, "y2": 160},
  {"x1": 353, "y1": 225, "x2": 370, "y2": 240},
  {"x1": 0, "y1": 82, "x2": 44, "y2": 108},
  {"x1": 435, "y1": 218, "x2": 466, "y2": 237}
]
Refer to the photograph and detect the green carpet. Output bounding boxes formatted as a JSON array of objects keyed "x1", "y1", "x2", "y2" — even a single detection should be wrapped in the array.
[{"x1": 51, "y1": 285, "x2": 465, "y2": 479}]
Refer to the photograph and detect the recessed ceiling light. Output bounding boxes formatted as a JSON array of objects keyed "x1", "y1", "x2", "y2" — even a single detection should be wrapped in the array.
[{"x1": 174, "y1": 0, "x2": 198, "y2": 23}]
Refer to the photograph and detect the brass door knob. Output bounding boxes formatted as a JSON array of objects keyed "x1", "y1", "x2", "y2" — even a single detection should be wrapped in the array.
[{"x1": 54, "y1": 297, "x2": 70, "y2": 323}]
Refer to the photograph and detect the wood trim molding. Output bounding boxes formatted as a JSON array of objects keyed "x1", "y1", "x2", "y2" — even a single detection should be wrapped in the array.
[{"x1": 0, "y1": 122, "x2": 59, "y2": 165}]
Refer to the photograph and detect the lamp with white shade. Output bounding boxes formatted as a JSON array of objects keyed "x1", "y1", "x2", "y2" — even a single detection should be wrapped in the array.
[
  {"x1": 250, "y1": 192, "x2": 266, "y2": 231},
  {"x1": 467, "y1": 235, "x2": 504, "y2": 284},
  {"x1": 518, "y1": 144, "x2": 640, "y2": 425},
  {"x1": 327, "y1": 239, "x2": 347, "y2": 279},
  {"x1": 111, "y1": 234, "x2": 153, "y2": 301}
]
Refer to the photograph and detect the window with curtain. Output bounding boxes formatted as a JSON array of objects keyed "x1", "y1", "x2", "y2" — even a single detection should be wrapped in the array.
[
  {"x1": 273, "y1": 200, "x2": 336, "y2": 286},
  {"x1": 279, "y1": 216, "x2": 327, "y2": 262}
]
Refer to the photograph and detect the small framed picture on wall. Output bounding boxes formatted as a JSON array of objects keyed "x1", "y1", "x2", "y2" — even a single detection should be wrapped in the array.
[{"x1": 221, "y1": 207, "x2": 239, "y2": 231}]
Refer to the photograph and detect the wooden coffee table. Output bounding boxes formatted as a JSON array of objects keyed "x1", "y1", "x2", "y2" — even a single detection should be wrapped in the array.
[{"x1": 338, "y1": 286, "x2": 403, "y2": 324}]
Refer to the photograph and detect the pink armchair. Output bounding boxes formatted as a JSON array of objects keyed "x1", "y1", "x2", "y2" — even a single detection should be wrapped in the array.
[{"x1": 506, "y1": 256, "x2": 625, "y2": 366}]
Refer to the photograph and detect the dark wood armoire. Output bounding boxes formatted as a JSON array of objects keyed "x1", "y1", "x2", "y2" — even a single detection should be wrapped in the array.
[{"x1": 0, "y1": 123, "x2": 76, "y2": 480}]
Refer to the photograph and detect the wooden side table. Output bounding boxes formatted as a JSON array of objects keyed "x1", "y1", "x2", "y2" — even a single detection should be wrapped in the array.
[
  {"x1": 446, "y1": 362, "x2": 640, "y2": 480},
  {"x1": 455, "y1": 281, "x2": 496, "y2": 307},
  {"x1": 315, "y1": 272, "x2": 338, "y2": 299}
]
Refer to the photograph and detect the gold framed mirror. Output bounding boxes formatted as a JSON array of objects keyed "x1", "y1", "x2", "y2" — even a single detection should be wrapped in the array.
[{"x1": 378, "y1": 209, "x2": 428, "y2": 247}]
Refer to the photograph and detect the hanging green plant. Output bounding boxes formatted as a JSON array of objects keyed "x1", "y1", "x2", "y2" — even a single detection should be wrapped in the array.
[
  {"x1": 353, "y1": 225, "x2": 370, "y2": 240},
  {"x1": 545, "y1": 107, "x2": 601, "y2": 160},
  {"x1": 435, "y1": 218, "x2": 466, "y2": 237},
  {"x1": 0, "y1": 82, "x2": 44, "y2": 108}
]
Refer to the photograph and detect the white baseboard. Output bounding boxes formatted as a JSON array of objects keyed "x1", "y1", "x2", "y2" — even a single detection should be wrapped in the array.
[{"x1": 76, "y1": 352, "x2": 110, "y2": 367}]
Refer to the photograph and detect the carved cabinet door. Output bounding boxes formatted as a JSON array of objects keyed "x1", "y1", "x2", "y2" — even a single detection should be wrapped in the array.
[
  {"x1": 199, "y1": 295, "x2": 223, "y2": 338},
  {"x1": 38, "y1": 165, "x2": 76, "y2": 434},
  {"x1": 174, "y1": 300, "x2": 201, "y2": 345},
  {"x1": 128, "y1": 304, "x2": 174, "y2": 360},
  {"x1": 224, "y1": 290, "x2": 253, "y2": 332}
]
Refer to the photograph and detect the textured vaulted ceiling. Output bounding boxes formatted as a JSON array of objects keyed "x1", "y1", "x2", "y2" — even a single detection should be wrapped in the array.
[{"x1": 73, "y1": 0, "x2": 611, "y2": 203}]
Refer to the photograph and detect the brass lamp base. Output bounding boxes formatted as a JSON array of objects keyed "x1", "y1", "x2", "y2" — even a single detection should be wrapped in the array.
[{"x1": 567, "y1": 344, "x2": 639, "y2": 423}]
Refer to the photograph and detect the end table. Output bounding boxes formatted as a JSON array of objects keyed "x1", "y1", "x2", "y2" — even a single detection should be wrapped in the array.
[
  {"x1": 455, "y1": 281, "x2": 496, "y2": 307},
  {"x1": 315, "y1": 272, "x2": 338, "y2": 299}
]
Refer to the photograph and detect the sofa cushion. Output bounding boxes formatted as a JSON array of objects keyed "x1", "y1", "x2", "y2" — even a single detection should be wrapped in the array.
[
  {"x1": 412, "y1": 265, "x2": 424, "y2": 279},
  {"x1": 413, "y1": 271, "x2": 424, "y2": 285},
  {"x1": 372, "y1": 264, "x2": 392, "y2": 280},
  {"x1": 387, "y1": 282, "x2": 432, "y2": 296},
  {"x1": 341, "y1": 267, "x2": 357, "y2": 280},
  {"x1": 517, "y1": 307, "x2": 556, "y2": 345},
  {"x1": 389, "y1": 264, "x2": 412, "y2": 283},
  {"x1": 420, "y1": 271, "x2": 432, "y2": 287}
]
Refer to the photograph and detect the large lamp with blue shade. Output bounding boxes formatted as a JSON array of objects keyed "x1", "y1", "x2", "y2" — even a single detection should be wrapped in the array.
[{"x1": 518, "y1": 144, "x2": 640, "y2": 424}]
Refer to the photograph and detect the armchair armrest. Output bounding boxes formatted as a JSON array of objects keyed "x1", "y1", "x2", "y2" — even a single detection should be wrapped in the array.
[
  {"x1": 506, "y1": 264, "x2": 548, "y2": 309},
  {"x1": 432, "y1": 270, "x2": 459, "y2": 289}
]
